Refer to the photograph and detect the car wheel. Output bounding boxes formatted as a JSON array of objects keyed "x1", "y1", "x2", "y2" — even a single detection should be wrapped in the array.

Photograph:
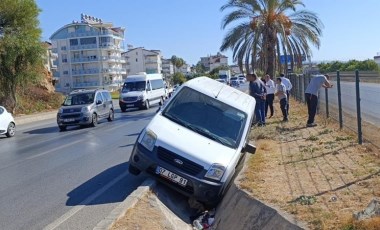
[
  {"x1": 6, "y1": 122, "x2": 16, "y2": 137},
  {"x1": 58, "y1": 125, "x2": 67, "y2": 131},
  {"x1": 107, "y1": 109, "x2": 114, "y2": 122},
  {"x1": 128, "y1": 165, "x2": 141, "y2": 175},
  {"x1": 159, "y1": 97, "x2": 164, "y2": 106},
  {"x1": 144, "y1": 100, "x2": 150, "y2": 110},
  {"x1": 91, "y1": 113, "x2": 98, "y2": 127}
]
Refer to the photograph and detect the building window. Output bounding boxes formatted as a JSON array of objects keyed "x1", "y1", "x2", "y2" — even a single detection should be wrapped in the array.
[
  {"x1": 80, "y1": 37, "x2": 96, "y2": 45},
  {"x1": 63, "y1": 71, "x2": 69, "y2": 75},
  {"x1": 61, "y1": 46, "x2": 67, "y2": 51},
  {"x1": 136, "y1": 58, "x2": 138, "y2": 62},
  {"x1": 61, "y1": 54, "x2": 67, "y2": 63},
  {"x1": 70, "y1": 39, "x2": 78, "y2": 46}
]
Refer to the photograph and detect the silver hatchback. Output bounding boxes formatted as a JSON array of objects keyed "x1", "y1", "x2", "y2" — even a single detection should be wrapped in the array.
[{"x1": 57, "y1": 89, "x2": 114, "y2": 131}]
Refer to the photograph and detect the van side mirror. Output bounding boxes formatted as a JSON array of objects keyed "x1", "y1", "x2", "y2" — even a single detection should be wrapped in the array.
[
  {"x1": 242, "y1": 142, "x2": 256, "y2": 154},
  {"x1": 96, "y1": 100, "x2": 102, "y2": 105}
]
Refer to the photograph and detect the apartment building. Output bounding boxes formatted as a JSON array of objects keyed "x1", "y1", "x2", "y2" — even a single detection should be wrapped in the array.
[
  {"x1": 200, "y1": 52, "x2": 228, "y2": 71},
  {"x1": 122, "y1": 46, "x2": 162, "y2": 77},
  {"x1": 162, "y1": 59, "x2": 174, "y2": 77},
  {"x1": 50, "y1": 14, "x2": 126, "y2": 92}
]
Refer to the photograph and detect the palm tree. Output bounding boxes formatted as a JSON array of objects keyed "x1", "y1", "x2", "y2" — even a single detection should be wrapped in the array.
[{"x1": 220, "y1": 0, "x2": 323, "y2": 77}]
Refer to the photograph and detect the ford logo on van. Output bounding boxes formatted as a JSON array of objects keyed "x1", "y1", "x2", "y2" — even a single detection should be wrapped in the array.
[{"x1": 174, "y1": 159, "x2": 183, "y2": 165}]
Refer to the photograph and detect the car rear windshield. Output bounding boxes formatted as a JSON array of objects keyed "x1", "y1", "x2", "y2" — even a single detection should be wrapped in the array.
[
  {"x1": 63, "y1": 93, "x2": 95, "y2": 106},
  {"x1": 122, "y1": 81, "x2": 146, "y2": 93},
  {"x1": 162, "y1": 87, "x2": 247, "y2": 149}
]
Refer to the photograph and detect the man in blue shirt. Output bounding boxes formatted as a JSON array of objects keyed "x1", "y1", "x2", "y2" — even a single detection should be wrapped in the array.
[
  {"x1": 249, "y1": 73, "x2": 266, "y2": 126},
  {"x1": 305, "y1": 74, "x2": 333, "y2": 127}
]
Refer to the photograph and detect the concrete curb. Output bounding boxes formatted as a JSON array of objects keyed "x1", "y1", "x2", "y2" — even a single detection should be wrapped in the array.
[
  {"x1": 14, "y1": 111, "x2": 57, "y2": 125},
  {"x1": 93, "y1": 178, "x2": 156, "y2": 230}
]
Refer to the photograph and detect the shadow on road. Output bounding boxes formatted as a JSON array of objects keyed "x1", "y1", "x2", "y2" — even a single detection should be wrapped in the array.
[
  {"x1": 66, "y1": 162, "x2": 146, "y2": 206},
  {"x1": 23, "y1": 126, "x2": 64, "y2": 134}
]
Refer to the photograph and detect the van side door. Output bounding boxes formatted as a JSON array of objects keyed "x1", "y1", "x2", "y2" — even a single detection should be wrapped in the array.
[{"x1": 95, "y1": 92, "x2": 106, "y2": 117}]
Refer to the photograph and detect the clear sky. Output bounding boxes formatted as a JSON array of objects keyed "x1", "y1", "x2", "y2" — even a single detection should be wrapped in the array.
[{"x1": 36, "y1": 0, "x2": 380, "y2": 65}]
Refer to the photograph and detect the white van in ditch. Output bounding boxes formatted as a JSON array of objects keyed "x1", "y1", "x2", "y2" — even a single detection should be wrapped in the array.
[
  {"x1": 128, "y1": 77, "x2": 256, "y2": 206},
  {"x1": 119, "y1": 73, "x2": 166, "y2": 112}
]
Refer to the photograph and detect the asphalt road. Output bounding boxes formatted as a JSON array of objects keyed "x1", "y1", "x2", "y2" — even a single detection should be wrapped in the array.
[
  {"x1": 0, "y1": 104, "x2": 156, "y2": 230},
  {"x1": 319, "y1": 81, "x2": 380, "y2": 126}
]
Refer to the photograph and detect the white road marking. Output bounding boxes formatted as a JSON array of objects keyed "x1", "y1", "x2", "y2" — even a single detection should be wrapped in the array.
[
  {"x1": 0, "y1": 140, "x2": 83, "y2": 171},
  {"x1": 43, "y1": 170, "x2": 130, "y2": 230},
  {"x1": 26, "y1": 140, "x2": 83, "y2": 160}
]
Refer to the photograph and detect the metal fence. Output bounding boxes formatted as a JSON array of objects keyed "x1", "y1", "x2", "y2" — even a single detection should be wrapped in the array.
[{"x1": 289, "y1": 71, "x2": 380, "y2": 147}]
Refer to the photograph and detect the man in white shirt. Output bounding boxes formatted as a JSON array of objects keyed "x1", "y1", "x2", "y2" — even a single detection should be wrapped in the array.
[
  {"x1": 305, "y1": 74, "x2": 333, "y2": 127},
  {"x1": 280, "y1": 73, "x2": 292, "y2": 116},
  {"x1": 275, "y1": 77, "x2": 288, "y2": 122},
  {"x1": 264, "y1": 74, "x2": 275, "y2": 118}
]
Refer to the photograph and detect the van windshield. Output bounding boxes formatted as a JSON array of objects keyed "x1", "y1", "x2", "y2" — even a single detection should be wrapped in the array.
[
  {"x1": 162, "y1": 87, "x2": 247, "y2": 149},
  {"x1": 63, "y1": 93, "x2": 95, "y2": 106},
  {"x1": 122, "y1": 81, "x2": 146, "y2": 93}
]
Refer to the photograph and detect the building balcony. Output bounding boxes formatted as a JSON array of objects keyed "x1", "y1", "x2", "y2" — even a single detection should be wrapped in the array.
[
  {"x1": 70, "y1": 44, "x2": 98, "y2": 50},
  {"x1": 71, "y1": 56, "x2": 99, "y2": 63},
  {"x1": 101, "y1": 55, "x2": 125, "y2": 63},
  {"x1": 102, "y1": 68, "x2": 126, "y2": 74},
  {"x1": 72, "y1": 68, "x2": 99, "y2": 75},
  {"x1": 73, "y1": 81, "x2": 100, "y2": 88}
]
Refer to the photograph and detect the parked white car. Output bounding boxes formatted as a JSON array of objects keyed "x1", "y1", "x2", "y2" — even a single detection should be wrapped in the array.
[
  {"x1": 128, "y1": 77, "x2": 256, "y2": 206},
  {"x1": 0, "y1": 106, "x2": 16, "y2": 137}
]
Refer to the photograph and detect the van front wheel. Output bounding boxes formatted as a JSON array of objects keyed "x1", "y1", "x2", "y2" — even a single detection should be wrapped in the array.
[{"x1": 144, "y1": 100, "x2": 150, "y2": 110}]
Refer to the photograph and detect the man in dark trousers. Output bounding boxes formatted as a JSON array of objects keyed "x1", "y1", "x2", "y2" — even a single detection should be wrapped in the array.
[
  {"x1": 305, "y1": 74, "x2": 333, "y2": 127},
  {"x1": 280, "y1": 73, "x2": 292, "y2": 116},
  {"x1": 249, "y1": 73, "x2": 266, "y2": 126}
]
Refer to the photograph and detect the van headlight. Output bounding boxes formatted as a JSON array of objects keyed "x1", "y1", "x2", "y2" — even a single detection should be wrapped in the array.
[
  {"x1": 138, "y1": 95, "x2": 144, "y2": 101},
  {"x1": 141, "y1": 130, "x2": 157, "y2": 151},
  {"x1": 205, "y1": 163, "x2": 225, "y2": 181},
  {"x1": 58, "y1": 108, "x2": 63, "y2": 114},
  {"x1": 81, "y1": 106, "x2": 90, "y2": 113}
]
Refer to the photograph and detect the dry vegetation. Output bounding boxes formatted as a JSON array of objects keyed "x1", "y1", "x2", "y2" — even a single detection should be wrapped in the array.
[
  {"x1": 240, "y1": 100, "x2": 380, "y2": 230},
  {"x1": 110, "y1": 191, "x2": 175, "y2": 230},
  {"x1": 15, "y1": 84, "x2": 64, "y2": 115}
]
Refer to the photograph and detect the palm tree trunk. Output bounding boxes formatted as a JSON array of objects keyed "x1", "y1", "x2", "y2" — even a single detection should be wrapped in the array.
[{"x1": 266, "y1": 28, "x2": 276, "y2": 78}]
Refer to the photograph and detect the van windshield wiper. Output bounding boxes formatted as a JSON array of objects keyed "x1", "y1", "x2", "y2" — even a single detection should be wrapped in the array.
[
  {"x1": 163, "y1": 113, "x2": 189, "y2": 128},
  {"x1": 186, "y1": 124, "x2": 232, "y2": 147}
]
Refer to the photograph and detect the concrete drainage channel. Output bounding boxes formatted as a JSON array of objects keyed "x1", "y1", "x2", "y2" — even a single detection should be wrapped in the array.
[{"x1": 94, "y1": 175, "x2": 306, "y2": 230}]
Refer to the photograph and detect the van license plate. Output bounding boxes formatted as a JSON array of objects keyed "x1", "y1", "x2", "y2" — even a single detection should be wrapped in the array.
[
  {"x1": 156, "y1": 166, "x2": 188, "y2": 187},
  {"x1": 126, "y1": 104, "x2": 134, "y2": 108},
  {"x1": 64, "y1": 118, "x2": 75, "y2": 122}
]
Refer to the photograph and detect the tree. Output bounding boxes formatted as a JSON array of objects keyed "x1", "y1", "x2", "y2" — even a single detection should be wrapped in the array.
[
  {"x1": 0, "y1": 0, "x2": 44, "y2": 113},
  {"x1": 170, "y1": 55, "x2": 185, "y2": 74},
  {"x1": 195, "y1": 61, "x2": 207, "y2": 74},
  {"x1": 220, "y1": 0, "x2": 323, "y2": 77},
  {"x1": 172, "y1": 72, "x2": 186, "y2": 85}
]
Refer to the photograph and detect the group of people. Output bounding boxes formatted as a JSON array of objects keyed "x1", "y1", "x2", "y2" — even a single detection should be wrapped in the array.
[
  {"x1": 249, "y1": 73, "x2": 292, "y2": 126},
  {"x1": 248, "y1": 73, "x2": 333, "y2": 127}
]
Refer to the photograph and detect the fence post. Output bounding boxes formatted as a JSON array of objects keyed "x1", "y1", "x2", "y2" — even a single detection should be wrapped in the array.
[
  {"x1": 355, "y1": 70, "x2": 363, "y2": 144},
  {"x1": 325, "y1": 87, "x2": 329, "y2": 118},
  {"x1": 337, "y1": 71, "x2": 343, "y2": 129}
]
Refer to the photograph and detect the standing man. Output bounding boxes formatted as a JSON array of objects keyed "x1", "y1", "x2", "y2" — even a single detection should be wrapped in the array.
[
  {"x1": 249, "y1": 73, "x2": 266, "y2": 126},
  {"x1": 275, "y1": 77, "x2": 288, "y2": 122},
  {"x1": 264, "y1": 74, "x2": 275, "y2": 118},
  {"x1": 280, "y1": 73, "x2": 292, "y2": 116},
  {"x1": 305, "y1": 74, "x2": 333, "y2": 127}
]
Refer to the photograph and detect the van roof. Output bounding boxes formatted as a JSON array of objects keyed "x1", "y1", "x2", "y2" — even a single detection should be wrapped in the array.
[
  {"x1": 182, "y1": 77, "x2": 255, "y2": 113},
  {"x1": 125, "y1": 73, "x2": 163, "y2": 81}
]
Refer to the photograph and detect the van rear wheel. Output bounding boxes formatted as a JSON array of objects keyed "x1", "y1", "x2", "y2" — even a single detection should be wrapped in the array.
[{"x1": 107, "y1": 109, "x2": 114, "y2": 122}]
